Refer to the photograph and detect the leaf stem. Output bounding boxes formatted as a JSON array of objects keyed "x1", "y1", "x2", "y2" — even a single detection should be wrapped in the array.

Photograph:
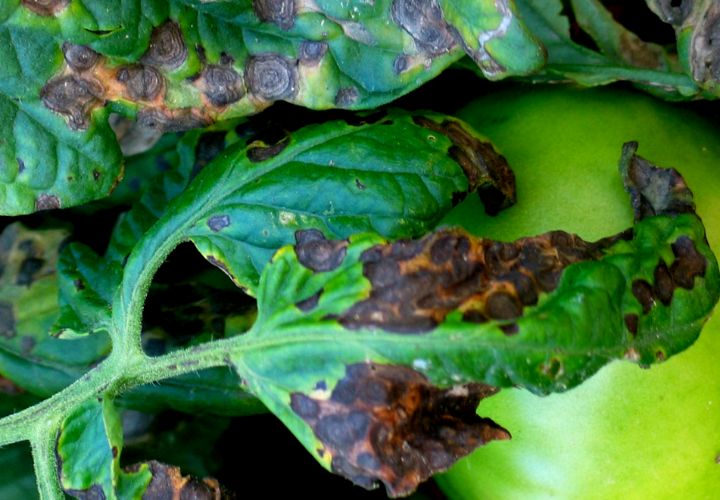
[{"x1": 31, "y1": 421, "x2": 64, "y2": 500}]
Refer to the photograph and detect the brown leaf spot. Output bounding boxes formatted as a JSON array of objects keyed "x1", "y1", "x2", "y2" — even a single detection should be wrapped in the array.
[
  {"x1": 20, "y1": 336, "x2": 35, "y2": 354},
  {"x1": 207, "y1": 215, "x2": 231, "y2": 232},
  {"x1": 35, "y1": 194, "x2": 61, "y2": 211},
  {"x1": 339, "y1": 228, "x2": 605, "y2": 333},
  {"x1": 291, "y1": 362, "x2": 509, "y2": 496},
  {"x1": 0, "y1": 376, "x2": 24, "y2": 395},
  {"x1": 412, "y1": 116, "x2": 515, "y2": 215},
  {"x1": 294, "y1": 229, "x2": 348, "y2": 273},
  {"x1": 391, "y1": 0, "x2": 457, "y2": 56},
  {"x1": 335, "y1": 87, "x2": 359, "y2": 108},
  {"x1": 624, "y1": 313, "x2": 639, "y2": 336},
  {"x1": 40, "y1": 76, "x2": 103, "y2": 130},
  {"x1": 116, "y1": 65, "x2": 164, "y2": 101},
  {"x1": 137, "y1": 108, "x2": 209, "y2": 133},
  {"x1": 142, "y1": 21, "x2": 187, "y2": 70},
  {"x1": 247, "y1": 136, "x2": 290, "y2": 162},
  {"x1": 499, "y1": 322, "x2": 519, "y2": 335},
  {"x1": 253, "y1": 0, "x2": 296, "y2": 30},
  {"x1": 653, "y1": 261, "x2": 675, "y2": 305},
  {"x1": 16, "y1": 158, "x2": 25, "y2": 174},
  {"x1": 0, "y1": 302, "x2": 16, "y2": 339},
  {"x1": 299, "y1": 41, "x2": 328, "y2": 65},
  {"x1": 393, "y1": 54, "x2": 410, "y2": 74},
  {"x1": 670, "y1": 236, "x2": 707, "y2": 288},
  {"x1": 124, "y1": 460, "x2": 232, "y2": 499},
  {"x1": 62, "y1": 43, "x2": 99, "y2": 71},
  {"x1": 245, "y1": 54, "x2": 298, "y2": 101},
  {"x1": 631, "y1": 279, "x2": 655, "y2": 314},
  {"x1": 201, "y1": 65, "x2": 245, "y2": 107},
  {"x1": 296, "y1": 289, "x2": 322, "y2": 312},
  {"x1": 22, "y1": 0, "x2": 69, "y2": 16}
]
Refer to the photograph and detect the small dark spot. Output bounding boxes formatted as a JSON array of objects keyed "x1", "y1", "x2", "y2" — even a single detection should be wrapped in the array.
[
  {"x1": 632, "y1": 280, "x2": 655, "y2": 314},
  {"x1": 19, "y1": 336, "x2": 35, "y2": 354},
  {"x1": 253, "y1": 0, "x2": 296, "y2": 30},
  {"x1": 116, "y1": 65, "x2": 164, "y2": 101},
  {"x1": 62, "y1": 42, "x2": 99, "y2": 71},
  {"x1": 299, "y1": 41, "x2": 328, "y2": 64},
  {"x1": 542, "y1": 358, "x2": 563, "y2": 379},
  {"x1": 247, "y1": 136, "x2": 290, "y2": 162},
  {"x1": 219, "y1": 52, "x2": 234, "y2": 65},
  {"x1": 142, "y1": 21, "x2": 187, "y2": 70},
  {"x1": 0, "y1": 303, "x2": 16, "y2": 339},
  {"x1": 16, "y1": 158, "x2": 25, "y2": 174},
  {"x1": 73, "y1": 279, "x2": 85, "y2": 290},
  {"x1": 656, "y1": 0, "x2": 693, "y2": 25},
  {"x1": 393, "y1": 54, "x2": 409, "y2": 74},
  {"x1": 624, "y1": 313, "x2": 639, "y2": 336},
  {"x1": 485, "y1": 292, "x2": 522, "y2": 320},
  {"x1": 315, "y1": 380, "x2": 327, "y2": 391},
  {"x1": 653, "y1": 262, "x2": 674, "y2": 305},
  {"x1": 462, "y1": 310, "x2": 487, "y2": 324},
  {"x1": 195, "y1": 44, "x2": 207, "y2": 64},
  {"x1": 296, "y1": 289, "x2": 322, "y2": 312},
  {"x1": 656, "y1": 350, "x2": 666, "y2": 361},
  {"x1": 245, "y1": 54, "x2": 298, "y2": 101},
  {"x1": 334, "y1": 87, "x2": 359, "y2": 108},
  {"x1": 34, "y1": 194, "x2": 61, "y2": 211},
  {"x1": 168, "y1": 364, "x2": 177, "y2": 370},
  {"x1": 355, "y1": 178, "x2": 366, "y2": 190},
  {"x1": 21, "y1": 0, "x2": 69, "y2": 16},
  {"x1": 137, "y1": 108, "x2": 208, "y2": 133},
  {"x1": 207, "y1": 214, "x2": 231, "y2": 232},
  {"x1": 670, "y1": 236, "x2": 707, "y2": 288},
  {"x1": 40, "y1": 75, "x2": 103, "y2": 130},
  {"x1": 290, "y1": 393, "x2": 320, "y2": 418},
  {"x1": 499, "y1": 322, "x2": 519, "y2": 335},
  {"x1": 295, "y1": 229, "x2": 348, "y2": 273},
  {"x1": 202, "y1": 65, "x2": 244, "y2": 106},
  {"x1": 391, "y1": 0, "x2": 457, "y2": 56},
  {"x1": 111, "y1": 446, "x2": 118, "y2": 458},
  {"x1": 92, "y1": 170, "x2": 100, "y2": 181}
]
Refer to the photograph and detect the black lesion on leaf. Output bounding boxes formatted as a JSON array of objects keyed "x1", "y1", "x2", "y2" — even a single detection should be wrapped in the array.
[
  {"x1": 245, "y1": 54, "x2": 298, "y2": 101},
  {"x1": 201, "y1": 65, "x2": 245, "y2": 106},
  {"x1": 670, "y1": 236, "x2": 707, "y2": 288},
  {"x1": 624, "y1": 313, "x2": 639, "y2": 336},
  {"x1": 35, "y1": 193, "x2": 62, "y2": 211},
  {"x1": 116, "y1": 65, "x2": 165, "y2": 101},
  {"x1": 246, "y1": 135, "x2": 290, "y2": 162},
  {"x1": 620, "y1": 141, "x2": 695, "y2": 220},
  {"x1": 126, "y1": 461, "x2": 231, "y2": 499},
  {"x1": 16, "y1": 257, "x2": 45, "y2": 286},
  {"x1": 299, "y1": 41, "x2": 328, "y2": 65},
  {"x1": 632, "y1": 279, "x2": 655, "y2": 314},
  {"x1": 393, "y1": 54, "x2": 409, "y2": 74},
  {"x1": 40, "y1": 76, "x2": 104, "y2": 130},
  {"x1": 0, "y1": 302, "x2": 16, "y2": 339},
  {"x1": 391, "y1": 0, "x2": 457, "y2": 57},
  {"x1": 253, "y1": 0, "x2": 296, "y2": 30},
  {"x1": 290, "y1": 362, "x2": 509, "y2": 497},
  {"x1": 335, "y1": 87, "x2": 359, "y2": 108},
  {"x1": 294, "y1": 230, "x2": 348, "y2": 273},
  {"x1": 412, "y1": 116, "x2": 516, "y2": 215},
  {"x1": 207, "y1": 215, "x2": 231, "y2": 232},
  {"x1": 296, "y1": 289, "x2": 322, "y2": 312},
  {"x1": 338, "y1": 228, "x2": 606, "y2": 333},
  {"x1": 137, "y1": 108, "x2": 209, "y2": 133},
  {"x1": 62, "y1": 43, "x2": 99, "y2": 71},
  {"x1": 142, "y1": 21, "x2": 188, "y2": 70},
  {"x1": 21, "y1": 0, "x2": 69, "y2": 16}
]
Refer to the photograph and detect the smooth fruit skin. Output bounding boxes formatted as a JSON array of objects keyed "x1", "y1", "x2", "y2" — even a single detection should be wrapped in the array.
[{"x1": 437, "y1": 86, "x2": 720, "y2": 499}]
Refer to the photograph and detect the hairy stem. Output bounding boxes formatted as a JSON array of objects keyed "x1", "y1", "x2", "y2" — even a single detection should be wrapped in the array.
[{"x1": 31, "y1": 422, "x2": 64, "y2": 500}]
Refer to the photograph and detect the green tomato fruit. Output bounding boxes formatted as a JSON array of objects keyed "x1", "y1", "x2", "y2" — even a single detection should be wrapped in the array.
[{"x1": 437, "y1": 86, "x2": 720, "y2": 499}]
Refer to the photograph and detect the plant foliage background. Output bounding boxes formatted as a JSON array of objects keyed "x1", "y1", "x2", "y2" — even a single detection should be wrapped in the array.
[{"x1": 1, "y1": 0, "x2": 719, "y2": 498}]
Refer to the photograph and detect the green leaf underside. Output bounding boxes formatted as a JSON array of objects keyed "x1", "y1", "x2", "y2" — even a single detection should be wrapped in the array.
[{"x1": 228, "y1": 144, "x2": 719, "y2": 494}]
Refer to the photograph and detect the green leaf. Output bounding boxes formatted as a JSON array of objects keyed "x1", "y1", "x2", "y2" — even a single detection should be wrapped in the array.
[
  {"x1": 0, "y1": 20, "x2": 123, "y2": 215},
  {"x1": 174, "y1": 110, "x2": 513, "y2": 293},
  {"x1": 57, "y1": 398, "x2": 151, "y2": 499},
  {"x1": 0, "y1": 223, "x2": 111, "y2": 397},
  {"x1": 228, "y1": 144, "x2": 719, "y2": 494}
]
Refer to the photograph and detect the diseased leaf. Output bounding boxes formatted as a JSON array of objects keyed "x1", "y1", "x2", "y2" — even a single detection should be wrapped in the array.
[
  {"x1": 229, "y1": 144, "x2": 719, "y2": 494},
  {"x1": 177, "y1": 110, "x2": 513, "y2": 293},
  {"x1": 0, "y1": 223, "x2": 111, "y2": 397}
]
